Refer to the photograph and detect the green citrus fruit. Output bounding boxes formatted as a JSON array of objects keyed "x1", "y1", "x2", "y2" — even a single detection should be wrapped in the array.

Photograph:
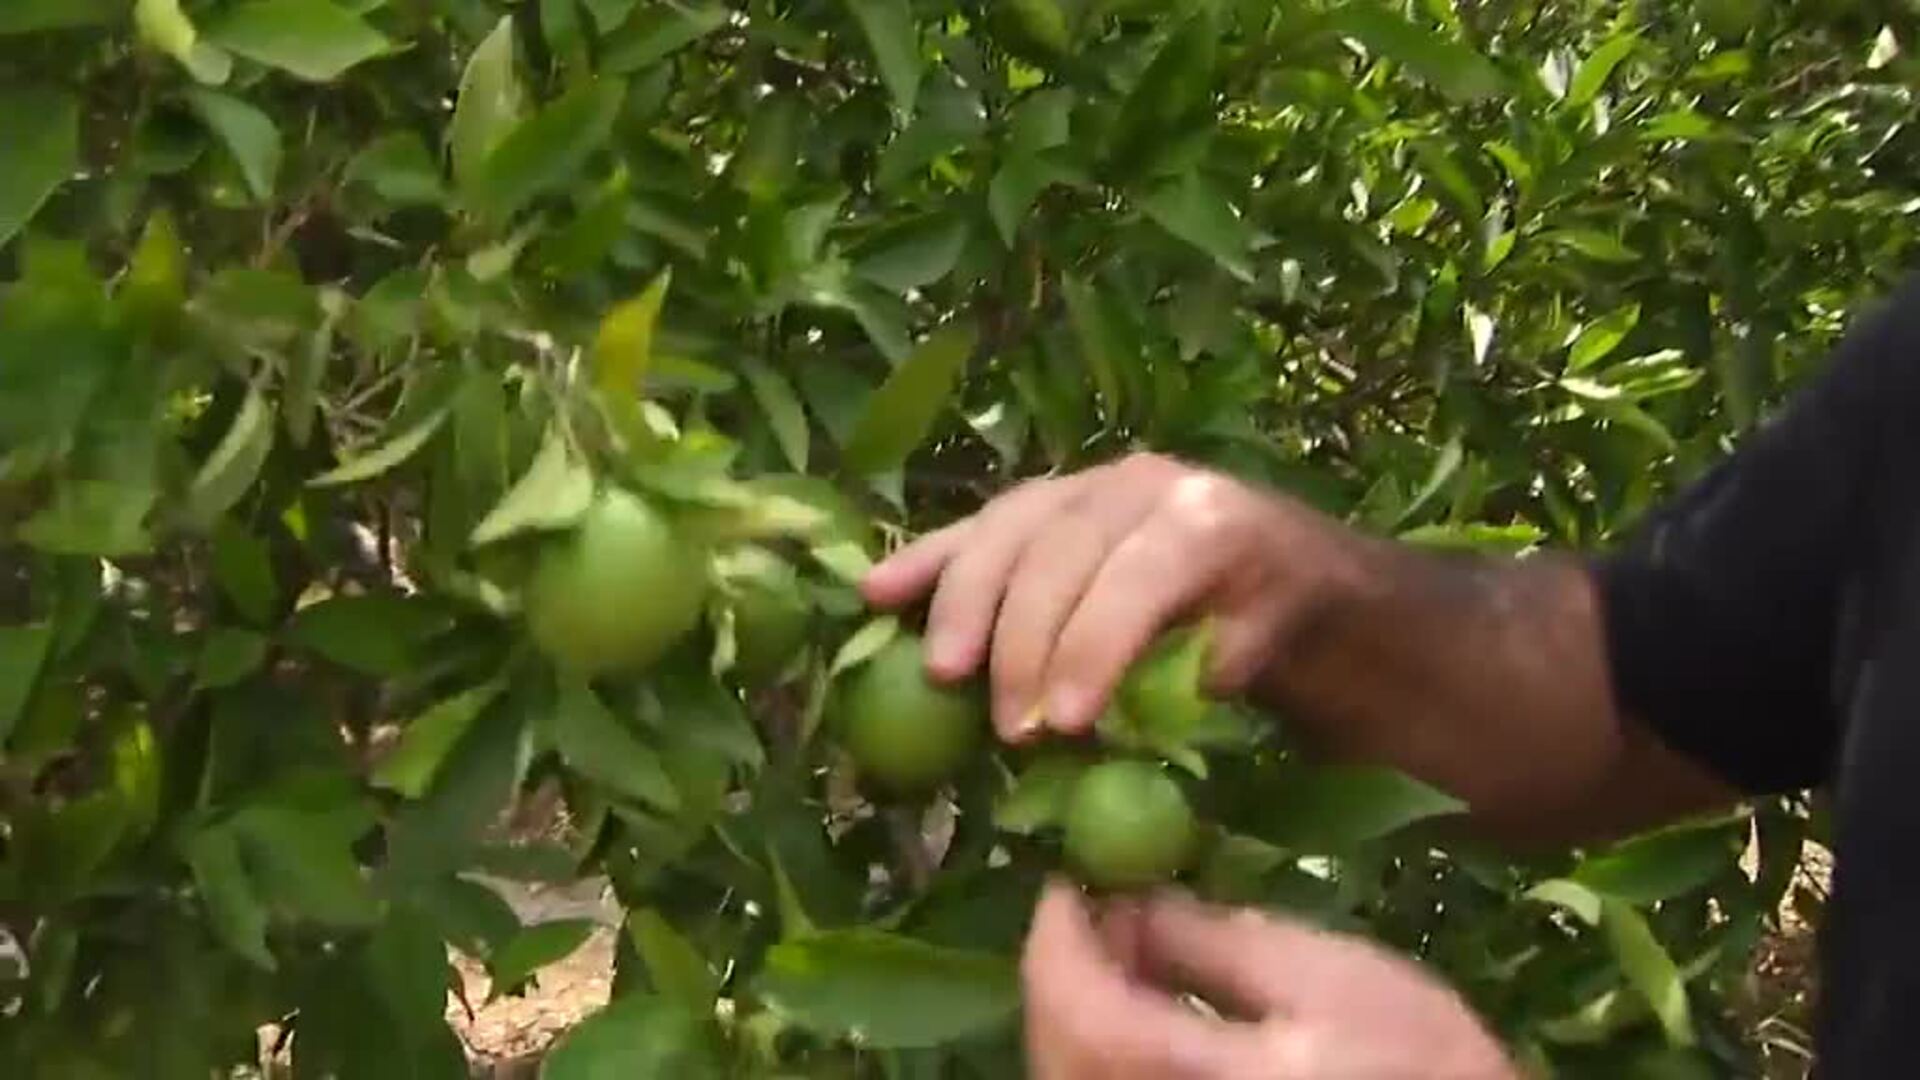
[
  {"x1": 525, "y1": 488, "x2": 708, "y2": 676},
  {"x1": 1063, "y1": 760, "x2": 1197, "y2": 891},
  {"x1": 835, "y1": 633, "x2": 985, "y2": 795},
  {"x1": 721, "y1": 545, "x2": 811, "y2": 686}
]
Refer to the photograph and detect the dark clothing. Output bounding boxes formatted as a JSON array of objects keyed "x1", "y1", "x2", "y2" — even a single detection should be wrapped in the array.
[{"x1": 1597, "y1": 275, "x2": 1920, "y2": 1077}]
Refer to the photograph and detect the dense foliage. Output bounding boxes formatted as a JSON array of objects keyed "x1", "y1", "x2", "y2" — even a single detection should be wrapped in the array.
[{"x1": 1, "y1": 0, "x2": 1913, "y2": 1075}]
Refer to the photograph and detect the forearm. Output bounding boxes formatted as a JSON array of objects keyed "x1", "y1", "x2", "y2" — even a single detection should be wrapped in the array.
[{"x1": 1257, "y1": 522, "x2": 1734, "y2": 843}]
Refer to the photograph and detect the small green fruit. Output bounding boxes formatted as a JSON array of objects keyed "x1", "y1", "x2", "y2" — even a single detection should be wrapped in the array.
[
  {"x1": 835, "y1": 633, "x2": 985, "y2": 795},
  {"x1": 721, "y1": 545, "x2": 811, "y2": 686},
  {"x1": 1063, "y1": 760, "x2": 1197, "y2": 891},
  {"x1": 525, "y1": 488, "x2": 708, "y2": 676}
]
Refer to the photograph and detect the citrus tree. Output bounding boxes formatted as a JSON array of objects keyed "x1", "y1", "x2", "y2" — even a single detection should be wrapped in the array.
[{"x1": 1, "y1": 0, "x2": 1913, "y2": 1075}]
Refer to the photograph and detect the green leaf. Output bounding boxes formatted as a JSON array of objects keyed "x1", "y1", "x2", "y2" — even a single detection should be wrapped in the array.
[
  {"x1": 1258, "y1": 766, "x2": 1466, "y2": 854},
  {"x1": 136, "y1": 0, "x2": 232, "y2": 83},
  {"x1": 231, "y1": 803, "x2": 381, "y2": 927},
  {"x1": 740, "y1": 358, "x2": 811, "y2": 473},
  {"x1": 840, "y1": 324, "x2": 976, "y2": 475},
  {"x1": 308, "y1": 406, "x2": 451, "y2": 487},
  {"x1": 1326, "y1": 3, "x2": 1505, "y2": 103},
  {"x1": 1566, "y1": 304, "x2": 1641, "y2": 372},
  {"x1": 211, "y1": 519, "x2": 279, "y2": 624},
  {"x1": 186, "y1": 89, "x2": 282, "y2": 201},
  {"x1": 205, "y1": 0, "x2": 391, "y2": 82},
  {"x1": 287, "y1": 592, "x2": 450, "y2": 676},
  {"x1": 186, "y1": 385, "x2": 275, "y2": 529},
  {"x1": 0, "y1": 87, "x2": 79, "y2": 251},
  {"x1": 541, "y1": 993, "x2": 722, "y2": 1080},
  {"x1": 844, "y1": 0, "x2": 922, "y2": 119},
  {"x1": 994, "y1": 753, "x2": 1089, "y2": 835},
  {"x1": 489, "y1": 918, "x2": 597, "y2": 994},
  {"x1": 470, "y1": 422, "x2": 595, "y2": 546},
  {"x1": 1101, "y1": 626, "x2": 1216, "y2": 775},
  {"x1": 194, "y1": 627, "x2": 269, "y2": 689},
  {"x1": 628, "y1": 909, "x2": 719, "y2": 1009},
  {"x1": 346, "y1": 133, "x2": 446, "y2": 205},
  {"x1": 853, "y1": 218, "x2": 969, "y2": 293},
  {"x1": 19, "y1": 481, "x2": 155, "y2": 557},
  {"x1": 601, "y1": 2, "x2": 728, "y2": 74},
  {"x1": 1567, "y1": 32, "x2": 1640, "y2": 109},
  {"x1": 1140, "y1": 172, "x2": 1255, "y2": 283},
  {"x1": 185, "y1": 825, "x2": 275, "y2": 969},
  {"x1": 374, "y1": 681, "x2": 507, "y2": 799},
  {"x1": 988, "y1": 156, "x2": 1062, "y2": 246},
  {"x1": 0, "y1": 0, "x2": 121, "y2": 33},
  {"x1": 1571, "y1": 818, "x2": 1740, "y2": 905},
  {"x1": 1525, "y1": 877, "x2": 1604, "y2": 926},
  {"x1": 756, "y1": 930, "x2": 1019, "y2": 1049},
  {"x1": 452, "y1": 17, "x2": 524, "y2": 193},
  {"x1": 1062, "y1": 276, "x2": 1126, "y2": 423},
  {"x1": 549, "y1": 679, "x2": 680, "y2": 812},
  {"x1": 593, "y1": 269, "x2": 672, "y2": 395},
  {"x1": 470, "y1": 77, "x2": 624, "y2": 222},
  {"x1": 829, "y1": 615, "x2": 898, "y2": 676},
  {"x1": 1602, "y1": 899, "x2": 1696, "y2": 1046},
  {"x1": 0, "y1": 623, "x2": 54, "y2": 745}
]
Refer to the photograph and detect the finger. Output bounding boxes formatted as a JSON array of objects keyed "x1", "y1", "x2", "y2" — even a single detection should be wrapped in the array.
[
  {"x1": 1024, "y1": 882, "x2": 1266, "y2": 1080},
  {"x1": 1043, "y1": 506, "x2": 1225, "y2": 733},
  {"x1": 1130, "y1": 892, "x2": 1314, "y2": 1019},
  {"x1": 862, "y1": 522, "x2": 971, "y2": 610},
  {"x1": 922, "y1": 478, "x2": 1079, "y2": 688},
  {"x1": 990, "y1": 488, "x2": 1161, "y2": 740}
]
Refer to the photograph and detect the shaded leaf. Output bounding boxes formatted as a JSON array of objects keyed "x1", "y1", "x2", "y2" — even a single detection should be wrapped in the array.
[
  {"x1": 471, "y1": 78, "x2": 624, "y2": 222},
  {"x1": 136, "y1": 0, "x2": 233, "y2": 83},
  {"x1": 232, "y1": 804, "x2": 380, "y2": 927},
  {"x1": 309, "y1": 406, "x2": 451, "y2": 487},
  {"x1": 374, "y1": 681, "x2": 507, "y2": 799},
  {"x1": 740, "y1": 358, "x2": 811, "y2": 473},
  {"x1": 602, "y1": 2, "x2": 728, "y2": 74},
  {"x1": 628, "y1": 909, "x2": 719, "y2": 1009},
  {"x1": 1258, "y1": 766, "x2": 1466, "y2": 853},
  {"x1": 1327, "y1": 3, "x2": 1505, "y2": 102},
  {"x1": 0, "y1": 86, "x2": 80, "y2": 251},
  {"x1": 452, "y1": 17, "x2": 524, "y2": 193},
  {"x1": 490, "y1": 919, "x2": 597, "y2": 995},
  {"x1": 470, "y1": 423, "x2": 595, "y2": 546},
  {"x1": 186, "y1": 825, "x2": 276, "y2": 969},
  {"x1": 541, "y1": 993, "x2": 722, "y2": 1079},
  {"x1": 1140, "y1": 172, "x2": 1255, "y2": 283},
  {"x1": 211, "y1": 519, "x2": 279, "y2": 624},
  {"x1": 0, "y1": 623, "x2": 54, "y2": 745},
  {"x1": 840, "y1": 325, "x2": 976, "y2": 475},
  {"x1": 854, "y1": 218, "x2": 969, "y2": 293},
  {"x1": 186, "y1": 89, "x2": 282, "y2": 200},
  {"x1": 287, "y1": 592, "x2": 450, "y2": 676},
  {"x1": 194, "y1": 627, "x2": 269, "y2": 689},
  {"x1": 756, "y1": 930, "x2": 1019, "y2": 1049},
  {"x1": 549, "y1": 679, "x2": 680, "y2": 812},
  {"x1": 205, "y1": 0, "x2": 391, "y2": 82},
  {"x1": 186, "y1": 384, "x2": 275, "y2": 529},
  {"x1": 845, "y1": 0, "x2": 922, "y2": 119}
]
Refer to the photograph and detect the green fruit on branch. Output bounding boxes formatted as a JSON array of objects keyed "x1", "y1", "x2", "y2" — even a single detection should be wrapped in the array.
[
  {"x1": 525, "y1": 487, "x2": 709, "y2": 676},
  {"x1": 1064, "y1": 759, "x2": 1197, "y2": 891},
  {"x1": 721, "y1": 544, "x2": 812, "y2": 686},
  {"x1": 834, "y1": 633, "x2": 986, "y2": 795}
]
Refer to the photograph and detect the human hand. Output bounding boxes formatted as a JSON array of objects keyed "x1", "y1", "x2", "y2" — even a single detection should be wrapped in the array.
[
  {"x1": 861, "y1": 454, "x2": 1350, "y2": 742},
  {"x1": 1022, "y1": 881, "x2": 1516, "y2": 1079}
]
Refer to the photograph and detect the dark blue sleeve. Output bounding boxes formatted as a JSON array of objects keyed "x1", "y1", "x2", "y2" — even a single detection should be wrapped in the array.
[{"x1": 1593, "y1": 275, "x2": 1920, "y2": 795}]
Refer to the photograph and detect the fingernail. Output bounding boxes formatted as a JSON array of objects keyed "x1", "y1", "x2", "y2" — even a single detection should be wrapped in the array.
[{"x1": 1018, "y1": 704, "x2": 1047, "y2": 739}]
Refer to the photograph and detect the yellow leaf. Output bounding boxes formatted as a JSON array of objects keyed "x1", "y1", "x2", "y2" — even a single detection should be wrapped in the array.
[{"x1": 592, "y1": 268, "x2": 671, "y2": 395}]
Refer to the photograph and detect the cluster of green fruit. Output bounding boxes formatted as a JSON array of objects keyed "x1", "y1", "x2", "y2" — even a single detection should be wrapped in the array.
[
  {"x1": 834, "y1": 632, "x2": 1200, "y2": 892},
  {"x1": 517, "y1": 489, "x2": 1200, "y2": 893}
]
